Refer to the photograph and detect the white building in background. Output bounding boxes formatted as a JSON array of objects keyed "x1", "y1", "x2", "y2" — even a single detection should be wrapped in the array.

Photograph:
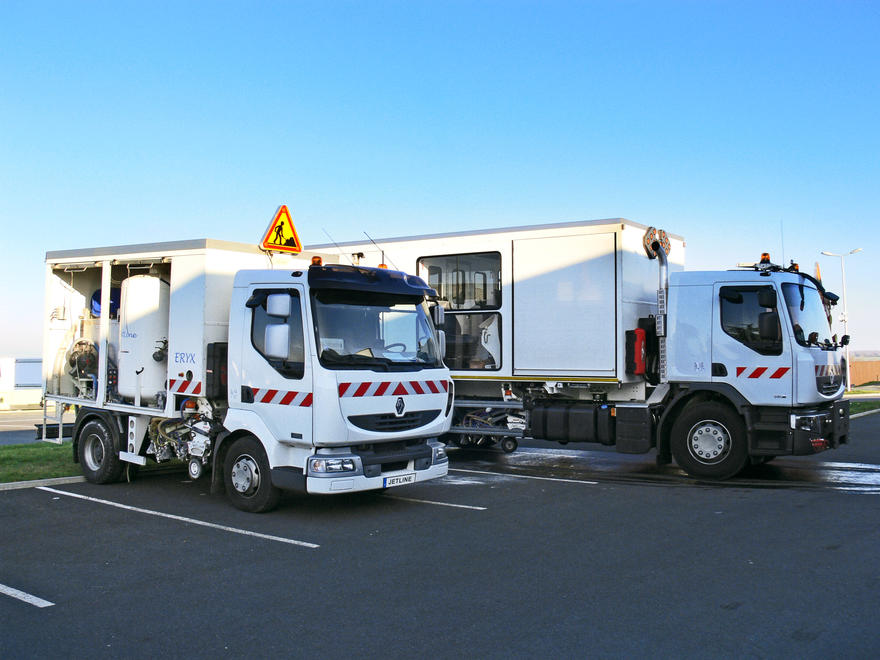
[{"x1": 0, "y1": 358, "x2": 42, "y2": 409}]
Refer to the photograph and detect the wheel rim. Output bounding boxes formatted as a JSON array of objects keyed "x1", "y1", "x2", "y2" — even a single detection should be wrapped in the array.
[
  {"x1": 230, "y1": 454, "x2": 260, "y2": 496},
  {"x1": 686, "y1": 419, "x2": 732, "y2": 465},
  {"x1": 82, "y1": 432, "x2": 104, "y2": 471}
]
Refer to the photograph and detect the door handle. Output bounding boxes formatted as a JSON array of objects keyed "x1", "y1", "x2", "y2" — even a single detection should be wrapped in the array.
[{"x1": 711, "y1": 363, "x2": 728, "y2": 377}]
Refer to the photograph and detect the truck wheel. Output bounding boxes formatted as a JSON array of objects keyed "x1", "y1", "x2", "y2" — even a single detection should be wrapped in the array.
[
  {"x1": 670, "y1": 402, "x2": 748, "y2": 480},
  {"x1": 77, "y1": 418, "x2": 124, "y2": 484},
  {"x1": 501, "y1": 437, "x2": 518, "y2": 453},
  {"x1": 223, "y1": 436, "x2": 280, "y2": 513}
]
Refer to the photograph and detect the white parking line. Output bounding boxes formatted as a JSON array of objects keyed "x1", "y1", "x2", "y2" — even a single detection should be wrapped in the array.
[
  {"x1": 37, "y1": 487, "x2": 319, "y2": 549},
  {"x1": 382, "y1": 494, "x2": 486, "y2": 510},
  {"x1": 0, "y1": 583, "x2": 54, "y2": 608},
  {"x1": 450, "y1": 467, "x2": 598, "y2": 485}
]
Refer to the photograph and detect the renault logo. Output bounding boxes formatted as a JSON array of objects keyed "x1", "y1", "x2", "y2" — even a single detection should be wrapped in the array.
[{"x1": 395, "y1": 397, "x2": 406, "y2": 417}]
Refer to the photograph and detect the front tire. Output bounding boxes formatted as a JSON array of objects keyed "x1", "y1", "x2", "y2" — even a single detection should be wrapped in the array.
[
  {"x1": 670, "y1": 402, "x2": 748, "y2": 480},
  {"x1": 223, "y1": 436, "x2": 280, "y2": 513},
  {"x1": 77, "y1": 418, "x2": 124, "y2": 484}
]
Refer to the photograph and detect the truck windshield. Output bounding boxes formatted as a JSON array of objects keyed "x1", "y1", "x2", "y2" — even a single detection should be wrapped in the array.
[
  {"x1": 782, "y1": 283, "x2": 833, "y2": 347},
  {"x1": 312, "y1": 291, "x2": 442, "y2": 371}
]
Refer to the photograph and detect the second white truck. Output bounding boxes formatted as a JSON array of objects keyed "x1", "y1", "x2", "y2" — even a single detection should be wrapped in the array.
[{"x1": 313, "y1": 219, "x2": 850, "y2": 480}]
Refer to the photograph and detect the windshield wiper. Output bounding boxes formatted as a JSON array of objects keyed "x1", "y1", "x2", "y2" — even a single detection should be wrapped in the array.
[{"x1": 320, "y1": 349, "x2": 393, "y2": 371}]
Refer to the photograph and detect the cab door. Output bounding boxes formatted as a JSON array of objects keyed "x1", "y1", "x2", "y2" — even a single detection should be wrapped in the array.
[
  {"x1": 711, "y1": 283, "x2": 793, "y2": 406},
  {"x1": 238, "y1": 286, "x2": 313, "y2": 446}
]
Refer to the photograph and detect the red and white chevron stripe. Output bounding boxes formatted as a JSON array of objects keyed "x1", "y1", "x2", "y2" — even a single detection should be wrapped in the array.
[
  {"x1": 168, "y1": 379, "x2": 202, "y2": 395},
  {"x1": 815, "y1": 365, "x2": 842, "y2": 377},
  {"x1": 250, "y1": 387, "x2": 313, "y2": 407},
  {"x1": 735, "y1": 367, "x2": 790, "y2": 379},
  {"x1": 338, "y1": 380, "x2": 449, "y2": 398}
]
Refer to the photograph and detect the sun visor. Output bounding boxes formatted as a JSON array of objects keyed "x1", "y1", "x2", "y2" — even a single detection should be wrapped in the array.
[{"x1": 308, "y1": 264, "x2": 436, "y2": 298}]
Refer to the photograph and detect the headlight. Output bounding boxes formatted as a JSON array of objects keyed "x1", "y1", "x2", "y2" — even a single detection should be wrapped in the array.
[
  {"x1": 309, "y1": 457, "x2": 357, "y2": 473},
  {"x1": 432, "y1": 444, "x2": 448, "y2": 463}
]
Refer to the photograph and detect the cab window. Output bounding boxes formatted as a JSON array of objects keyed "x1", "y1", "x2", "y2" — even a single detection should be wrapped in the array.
[
  {"x1": 719, "y1": 286, "x2": 782, "y2": 356},
  {"x1": 249, "y1": 289, "x2": 305, "y2": 379}
]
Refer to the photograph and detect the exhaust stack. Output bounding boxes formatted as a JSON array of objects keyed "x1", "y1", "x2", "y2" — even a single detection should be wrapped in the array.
[
  {"x1": 643, "y1": 228, "x2": 671, "y2": 383},
  {"x1": 652, "y1": 239, "x2": 668, "y2": 294}
]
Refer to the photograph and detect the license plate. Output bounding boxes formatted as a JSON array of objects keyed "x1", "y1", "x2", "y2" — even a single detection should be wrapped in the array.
[{"x1": 383, "y1": 473, "x2": 415, "y2": 488}]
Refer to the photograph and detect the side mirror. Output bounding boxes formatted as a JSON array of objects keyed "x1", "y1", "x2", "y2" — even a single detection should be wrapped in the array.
[
  {"x1": 437, "y1": 329, "x2": 446, "y2": 360},
  {"x1": 757, "y1": 287, "x2": 777, "y2": 309},
  {"x1": 264, "y1": 324, "x2": 290, "y2": 359},
  {"x1": 759, "y1": 311, "x2": 781, "y2": 341},
  {"x1": 431, "y1": 304, "x2": 445, "y2": 327},
  {"x1": 841, "y1": 334, "x2": 850, "y2": 346},
  {"x1": 266, "y1": 293, "x2": 291, "y2": 318}
]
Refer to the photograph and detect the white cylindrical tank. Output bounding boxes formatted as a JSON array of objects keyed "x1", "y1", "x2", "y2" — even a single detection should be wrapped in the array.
[{"x1": 118, "y1": 275, "x2": 170, "y2": 404}]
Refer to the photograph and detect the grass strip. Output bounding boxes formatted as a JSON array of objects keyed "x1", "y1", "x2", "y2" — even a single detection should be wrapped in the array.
[
  {"x1": 851, "y1": 400, "x2": 880, "y2": 415},
  {"x1": 0, "y1": 442, "x2": 79, "y2": 483},
  {"x1": 0, "y1": 442, "x2": 182, "y2": 484}
]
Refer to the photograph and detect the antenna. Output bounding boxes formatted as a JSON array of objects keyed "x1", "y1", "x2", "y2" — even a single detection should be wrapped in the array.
[
  {"x1": 322, "y1": 229, "x2": 354, "y2": 265},
  {"x1": 780, "y1": 218, "x2": 785, "y2": 265},
  {"x1": 364, "y1": 232, "x2": 398, "y2": 270}
]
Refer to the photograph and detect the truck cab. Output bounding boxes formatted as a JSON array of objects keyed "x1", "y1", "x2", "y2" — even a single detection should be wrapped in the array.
[
  {"x1": 664, "y1": 262, "x2": 849, "y2": 477},
  {"x1": 222, "y1": 263, "x2": 452, "y2": 508}
]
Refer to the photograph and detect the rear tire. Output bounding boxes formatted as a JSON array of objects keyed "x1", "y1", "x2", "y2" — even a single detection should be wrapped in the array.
[
  {"x1": 77, "y1": 418, "x2": 124, "y2": 484},
  {"x1": 671, "y1": 402, "x2": 748, "y2": 480},
  {"x1": 223, "y1": 436, "x2": 280, "y2": 513}
]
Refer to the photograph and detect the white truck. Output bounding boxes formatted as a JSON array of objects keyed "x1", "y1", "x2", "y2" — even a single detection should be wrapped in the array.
[
  {"x1": 42, "y1": 239, "x2": 452, "y2": 511},
  {"x1": 312, "y1": 219, "x2": 850, "y2": 479}
]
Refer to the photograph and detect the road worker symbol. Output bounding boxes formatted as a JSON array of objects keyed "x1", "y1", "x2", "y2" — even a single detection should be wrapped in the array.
[{"x1": 260, "y1": 205, "x2": 303, "y2": 254}]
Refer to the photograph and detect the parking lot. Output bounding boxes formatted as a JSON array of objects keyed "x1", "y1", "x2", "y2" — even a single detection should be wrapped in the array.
[{"x1": 2, "y1": 414, "x2": 880, "y2": 658}]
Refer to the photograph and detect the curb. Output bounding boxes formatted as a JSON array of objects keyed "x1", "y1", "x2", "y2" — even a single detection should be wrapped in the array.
[
  {"x1": 0, "y1": 475, "x2": 85, "y2": 492},
  {"x1": 851, "y1": 408, "x2": 880, "y2": 420}
]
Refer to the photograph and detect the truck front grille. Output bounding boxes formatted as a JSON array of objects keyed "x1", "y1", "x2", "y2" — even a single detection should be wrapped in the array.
[
  {"x1": 816, "y1": 378, "x2": 841, "y2": 395},
  {"x1": 348, "y1": 410, "x2": 441, "y2": 432}
]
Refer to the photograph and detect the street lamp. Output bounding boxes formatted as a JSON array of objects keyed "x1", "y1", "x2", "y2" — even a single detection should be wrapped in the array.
[{"x1": 820, "y1": 248, "x2": 862, "y2": 391}]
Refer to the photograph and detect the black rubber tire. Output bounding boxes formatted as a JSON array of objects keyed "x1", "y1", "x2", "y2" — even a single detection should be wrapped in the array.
[
  {"x1": 670, "y1": 402, "x2": 748, "y2": 480},
  {"x1": 223, "y1": 436, "x2": 281, "y2": 513},
  {"x1": 77, "y1": 418, "x2": 124, "y2": 484},
  {"x1": 500, "y1": 437, "x2": 518, "y2": 453}
]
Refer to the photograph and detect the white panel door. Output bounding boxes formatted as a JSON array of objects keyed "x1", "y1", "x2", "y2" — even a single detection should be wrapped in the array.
[{"x1": 513, "y1": 232, "x2": 616, "y2": 375}]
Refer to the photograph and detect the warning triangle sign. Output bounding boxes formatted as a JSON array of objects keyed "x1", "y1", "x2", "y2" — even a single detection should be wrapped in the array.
[{"x1": 260, "y1": 205, "x2": 303, "y2": 254}]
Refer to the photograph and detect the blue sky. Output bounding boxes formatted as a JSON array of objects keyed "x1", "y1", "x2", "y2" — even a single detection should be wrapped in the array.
[{"x1": 1, "y1": 0, "x2": 878, "y2": 354}]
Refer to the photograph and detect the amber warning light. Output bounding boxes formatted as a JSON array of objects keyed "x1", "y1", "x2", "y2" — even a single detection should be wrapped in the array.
[{"x1": 260, "y1": 205, "x2": 303, "y2": 255}]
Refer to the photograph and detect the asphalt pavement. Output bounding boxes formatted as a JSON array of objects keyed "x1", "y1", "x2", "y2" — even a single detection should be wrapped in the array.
[{"x1": 2, "y1": 414, "x2": 880, "y2": 657}]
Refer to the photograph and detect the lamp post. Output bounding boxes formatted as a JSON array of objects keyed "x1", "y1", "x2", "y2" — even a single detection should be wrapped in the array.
[{"x1": 821, "y1": 248, "x2": 862, "y2": 391}]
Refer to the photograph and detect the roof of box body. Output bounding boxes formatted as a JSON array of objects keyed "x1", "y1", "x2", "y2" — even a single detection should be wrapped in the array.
[
  {"x1": 46, "y1": 238, "x2": 266, "y2": 262},
  {"x1": 306, "y1": 217, "x2": 684, "y2": 250}
]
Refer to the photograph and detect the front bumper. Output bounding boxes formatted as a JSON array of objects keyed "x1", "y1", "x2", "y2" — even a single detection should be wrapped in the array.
[
  {"x1": 306, "y1": 460, "x2": 448, "y2": 494},
  {"x1": 271, "y1": 439, "x2": 449, "y2": 494},
  {"x1": 790, "y1": 399, "x2": 850, "y2": 455}
]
